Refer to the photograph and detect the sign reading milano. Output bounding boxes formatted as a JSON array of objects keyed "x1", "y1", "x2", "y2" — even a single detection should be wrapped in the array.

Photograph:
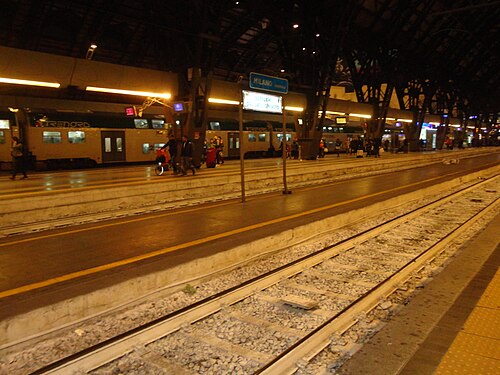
[{"x1": 249, "y1": 72, "x2": 288, "y2": 94}]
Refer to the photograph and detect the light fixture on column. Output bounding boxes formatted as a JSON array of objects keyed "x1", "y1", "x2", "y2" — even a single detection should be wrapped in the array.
[{"x1": 86, "y1": 43, "x2": 97, "y2": 60}]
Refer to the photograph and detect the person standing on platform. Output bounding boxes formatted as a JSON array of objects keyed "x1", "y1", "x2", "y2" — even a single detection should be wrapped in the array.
[
  {"x1": 335, "y1": 138, "x2": 342, "y2": 157},
  {"x1": 10, "y1": 136, "x2": 28, "y2": 180},
  {"x1": 214, "y1": 135, "x2": 224, "y2": 164},
  {"x1": 165, "y1": 134, "x2": 178, "y2": 173},
  {"x1": 180, "y1": 135, "x2": 196, "y2": 176},
  {"x1": 318, "y1": 139, "x2": 325, "y2": 158}
]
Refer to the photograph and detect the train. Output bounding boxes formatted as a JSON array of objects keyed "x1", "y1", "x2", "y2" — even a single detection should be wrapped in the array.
[
  {"x1": 0, "y1": 107, "x2": 303, "y2": 170},
  {"x1": 0, "y1": 106, "x2": 411, "y2": 171}
]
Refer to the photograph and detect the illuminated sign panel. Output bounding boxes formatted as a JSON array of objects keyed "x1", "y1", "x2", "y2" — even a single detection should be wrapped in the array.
[
  {"x1": 335, "y1": 117, "x2": 347, "y2": 124},
  {"x1": 249, "y1": 72, "x2": 288, "y2": 94},
  {"x1": 125, "y1": 106, "x2": 136, "y2": 116},
  {"x1": 173, "y1": 102, "x2": 184, "y2": 112},
  {"x1": 242, "y1": 90, "x2": 282, "y2": 114}
]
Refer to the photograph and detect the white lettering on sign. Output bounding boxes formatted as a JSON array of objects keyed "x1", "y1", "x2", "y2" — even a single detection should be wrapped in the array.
[
  {"x1": 242, "y1": 90, "x2": 282, "y2": 114},
  {"x1": 35, "y1": 121, "x2": 91, "y2": 128},
  {"x1": 252, "y1": 77, "x2": 273, "y2": 87}
]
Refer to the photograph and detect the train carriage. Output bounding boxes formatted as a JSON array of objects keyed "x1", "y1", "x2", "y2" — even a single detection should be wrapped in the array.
[{"x1": 0, "y1": 111, "x2": 171, "y2": 170}]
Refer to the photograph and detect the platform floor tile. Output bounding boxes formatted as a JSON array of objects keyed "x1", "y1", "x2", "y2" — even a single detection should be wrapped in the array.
[{"x1": 435, "y1": 268, "x2": 500, "y2": 375}]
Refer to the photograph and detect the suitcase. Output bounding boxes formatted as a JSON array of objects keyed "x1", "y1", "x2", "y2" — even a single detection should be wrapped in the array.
[
  {"x1": 356, "y1": 149, "x2": 364, "y2": 158},
  {"x1": 206, "y1": 147, "x2": 217, "y2": 168}
]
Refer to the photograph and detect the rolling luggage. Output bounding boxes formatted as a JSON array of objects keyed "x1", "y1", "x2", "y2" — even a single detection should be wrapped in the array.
[
  {"x1": 356, "y1": 149, "x2": 364, "y2": 158},
  {"x1": 206, "y1": 147, "x2": 217, "y2": 168}
]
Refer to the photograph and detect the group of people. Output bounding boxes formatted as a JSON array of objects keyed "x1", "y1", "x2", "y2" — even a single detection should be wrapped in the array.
[
  {"x1": 317, "y1": 137, "x2": 387, "y2": 159},
  {"x1": 204, "y1": 135, "x2": 224, "y2": 166},
  {"x1": 279, "y1": 139, "x2": 300, "y2": 159},
  {"x1": 159, "y1": 134, "x2": 196, "y2": 176}
]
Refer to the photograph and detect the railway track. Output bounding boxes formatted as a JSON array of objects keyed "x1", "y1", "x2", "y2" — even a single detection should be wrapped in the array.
[{"x1": 25, "y1": 174, "x2": 498, "y2": 375}]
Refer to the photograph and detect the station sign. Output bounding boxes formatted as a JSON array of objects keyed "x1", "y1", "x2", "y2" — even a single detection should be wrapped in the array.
[
  {"x1": 249, "y1": 72, "x2": 288, "y2": 94},
  {"x1": 242, "y1": 90, "x2": 282, "y2": 114}
]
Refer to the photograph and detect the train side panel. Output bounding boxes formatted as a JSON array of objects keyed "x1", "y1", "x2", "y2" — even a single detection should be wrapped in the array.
[
  {"x1": 0, "y1": 128, "x2": 13, "y2": 168},
  {"x1": 28, "y1": 127, "x2": 102, "y2": 166},
  {"x1": 124, "y1": 129, "x2": 168, "y2": 162}
]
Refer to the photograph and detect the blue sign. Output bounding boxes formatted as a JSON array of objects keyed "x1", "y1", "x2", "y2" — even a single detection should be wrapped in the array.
[{"x1": 249, "y1": 72, "x2": 288, "y2": 94}]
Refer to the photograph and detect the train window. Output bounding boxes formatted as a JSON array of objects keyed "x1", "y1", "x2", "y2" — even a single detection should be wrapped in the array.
[
  {"x1": 209, "y1": 121, "x2": 221, "y2": 130},
  {"x1": 104, "y1": 138, "x2": 111, "y2": 152},
  {"x1": 43, "y1": 131, "x2": 62, "y2": 143},
  {"x1": 258, "y1": 133, "x2": 266, "y2": 142},
  {"x1": 0, "y1": 130, "x2": 4, "y2": 144},
  {"x1": 68, "y1": 131, "x2": 86, "y2": 143},
  {"x1": 134, "y1": 119, "x2": 149, "y2": 128},
  {"x1": 142, "y1": 144, "x2": 150, "y2": 153},
  {"x1": 277, "y1": 133, "x2": 293, "y2": 142},
  {"x1": 0, "y1": 119, "x2": 10, "y2": 129},
  {"x1": 248, "y1": 133, "x2": 257, "y2": 142},
  {"x1": 151, "y1": 119, "x2": 165, "y2": 129},
  {"x1": 116, "y1": 138, "x2": 123, "y2": 152}
]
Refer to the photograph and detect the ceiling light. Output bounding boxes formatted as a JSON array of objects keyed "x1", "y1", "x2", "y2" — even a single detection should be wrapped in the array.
[
  {"x1": 0, "y1": 77, "x2": 61, "y2": 88},
  {"x1": 86, "y1": 86, "x2": 171, "y2": 99},
  {"x1": 293, "y1": 24, "x2": 299, "y2": 29},
  {"x1": 8, "y1": 107, "x2": 19, "y2": 113},
  {"x1": 208, "y1": 98, "x2": 240, "y2": 105},
  {"x1": 350, "y1": 113, "x2": 372, "y2": 119},
  {"x1": 396, "y1": 118, "x2": 412, "y2": 123},
  {"x1": 284, "y1": 106, "x2": 304, "y2": 112}
]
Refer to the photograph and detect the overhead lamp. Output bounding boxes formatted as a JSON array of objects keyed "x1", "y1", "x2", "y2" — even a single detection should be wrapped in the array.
[
  {"x1": 350, "y1": 113, "x2": 372, "y2": 119},
  {"x1": 86, "y1": 43, "x2": 97, "y2": 60},
  {"x1": 8, "y1": 107, "x2": 19, "y2": 113},
  {"x1": 385, "y1": 117, "x2": 396, "y2": 121},
  {"x1": 0, "y1": 77, "x2": 61, "y2": 88},
  {"x1": 86, "y1": 86, "x2": 171, "y2": 99},
  {"x1": 396, "y1": 118, "x2": 413, "y2": 123},
  {"x1": 208, "y1": 97, "x2": 240, "y2": 105},
  {"x1": 284, "y1": 106, "x2": 304, "y2": 112},
  {"x1": 293, "y1": 24, "x2": 299, "y2": 29},
  {"x1": 316, "y1": 33, "x2": 320, "y2": 37}
]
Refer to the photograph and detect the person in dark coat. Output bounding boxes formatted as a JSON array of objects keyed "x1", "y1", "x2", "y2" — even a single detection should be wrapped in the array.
[
  {"x1": 180, "y1": 135, "x2": 196, "y2": 175},
  {"x1": 10, "y1": 136, "x2": 28, "y2": 180},
  {"x1": 164, "y1": 134, "x2": 178, "y2": 173}
]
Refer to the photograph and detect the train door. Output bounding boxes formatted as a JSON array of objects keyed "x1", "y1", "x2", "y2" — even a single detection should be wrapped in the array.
[
  {"x1": 101, "y1": 131, "x2": 126, "y2": 162},
  {"x1": 227, "y1": 132, "x2": 240, "y2": 158}
]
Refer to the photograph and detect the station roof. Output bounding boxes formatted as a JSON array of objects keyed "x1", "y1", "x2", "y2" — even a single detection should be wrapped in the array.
[{"x1": 0, "y1": 0, "x2": 498, "y2": 114}]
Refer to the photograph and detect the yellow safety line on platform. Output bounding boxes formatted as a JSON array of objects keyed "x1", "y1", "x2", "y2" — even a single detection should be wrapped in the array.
[{"x1": 0, "y1": 172, "x2": 464, "y2": 299}]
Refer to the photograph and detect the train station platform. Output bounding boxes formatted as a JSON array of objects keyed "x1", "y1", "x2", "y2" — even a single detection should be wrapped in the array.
[
  {"x1": 338, "y1": 211, "x2": 500, "y2": 375},
  {"x1": 0, "y1": 148, "x2": 496, "y2": 235}
]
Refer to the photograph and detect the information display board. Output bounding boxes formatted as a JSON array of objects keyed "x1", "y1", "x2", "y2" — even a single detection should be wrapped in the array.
[{"x1": 242, "y1": 90, "x2": 282, "y2": 113}]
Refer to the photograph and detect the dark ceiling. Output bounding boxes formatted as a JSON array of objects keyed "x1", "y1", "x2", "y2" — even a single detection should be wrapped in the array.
[{"x1": 0, "y1": 0, "x2": 499, "y2": 115}]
